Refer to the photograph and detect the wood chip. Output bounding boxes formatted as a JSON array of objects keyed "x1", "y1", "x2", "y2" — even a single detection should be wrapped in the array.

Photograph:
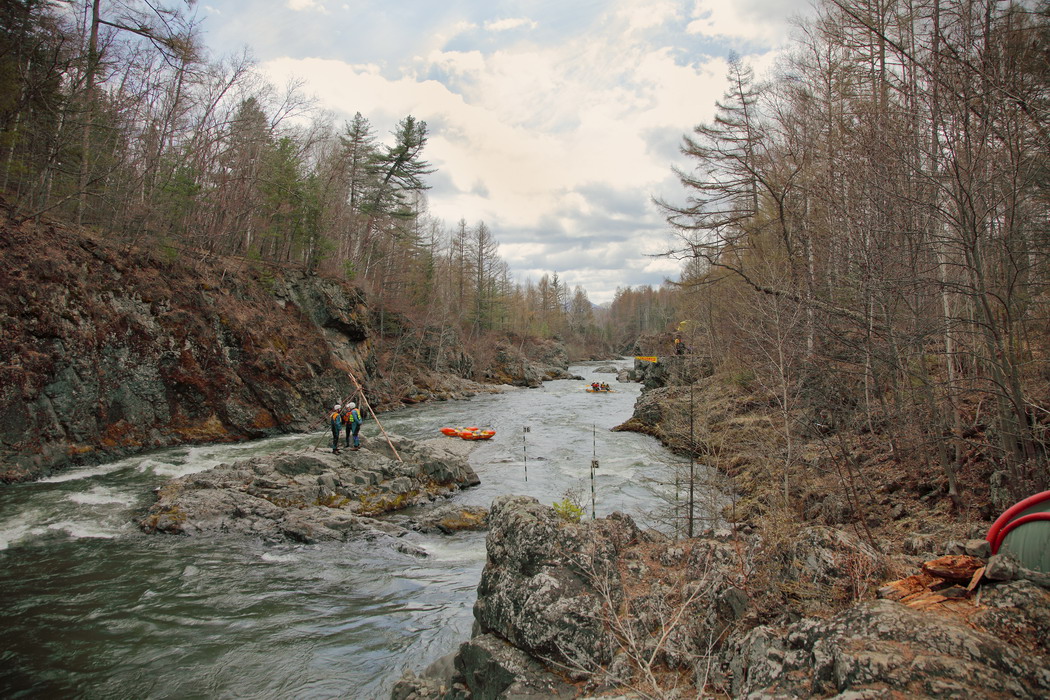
[
  {"x1": 966, "y1": 566, "x2": 985, "y2": 592},
  {"x1": 878, "y1": 573, "x2": 942, "y2": 601},
  {"x1": 908, "y1": 593, "x2": 948, "y2": 609}
]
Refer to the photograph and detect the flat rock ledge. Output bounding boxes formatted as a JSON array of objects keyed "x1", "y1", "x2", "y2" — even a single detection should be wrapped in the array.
[
  {"x1": 392, "y1": 494, "x2": 1050, "y2": 699},
  {"x1": 139, "y1": 435, "x2": 480, "y2": 550}
]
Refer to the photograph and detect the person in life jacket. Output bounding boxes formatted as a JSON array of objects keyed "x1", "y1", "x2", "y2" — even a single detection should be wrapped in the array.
[
  {"x1": 341, "y1": 403, "x2": 354, "y2": 448},
  {"x1": 329, "y1": 404, "x2": 343, "y2": 454},
  {"x1": 344, "y1": 402, "x2": 363, "y2": 450}
]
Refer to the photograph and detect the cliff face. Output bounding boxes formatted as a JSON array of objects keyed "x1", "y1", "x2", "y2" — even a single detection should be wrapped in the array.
[{"x1": 0, "y1": 211, "x2": 372, "y2": 480}]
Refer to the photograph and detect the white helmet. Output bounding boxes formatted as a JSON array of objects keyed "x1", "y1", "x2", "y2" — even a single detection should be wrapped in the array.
[
  {"x1": 333, "y1": 404, "x2": 341, "y2": 410},
  {"x1": 347, "y1": 402, "x2": 356, "y2": 409}
]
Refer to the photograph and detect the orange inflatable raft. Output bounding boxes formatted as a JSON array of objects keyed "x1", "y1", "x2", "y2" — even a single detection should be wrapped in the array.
[
  {"x1": 441, "y1": 426, "x2": 495, "y2": 440},
  {"x1": 461, "y1": 429, "x2": 496, "y2": 440}
]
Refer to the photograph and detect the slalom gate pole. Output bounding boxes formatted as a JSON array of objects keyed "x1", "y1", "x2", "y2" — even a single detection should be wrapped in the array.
[
  {"x1": 346, "y1": 369, "x2": 402, "y2": 462},
  {"x1": 522, "y1": 426, "x2": 529, "y2": 482},
  {"x1": 591, "y1": 424, "x2": 598, "y2": 520}
]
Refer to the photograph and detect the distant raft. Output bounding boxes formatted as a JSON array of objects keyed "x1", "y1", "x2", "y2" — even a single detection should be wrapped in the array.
[{"x1": 585, "y1": 387, "x2": 613, "y2": 393}]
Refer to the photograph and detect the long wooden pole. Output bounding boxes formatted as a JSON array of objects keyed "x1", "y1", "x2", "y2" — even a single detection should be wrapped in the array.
[{"x1": 346, "y1": 368, "x2": 402, "y2": 462}]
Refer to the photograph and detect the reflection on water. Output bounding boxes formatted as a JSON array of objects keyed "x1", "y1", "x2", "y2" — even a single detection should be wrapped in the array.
[{"x1": 0, "y1": 362, "x2": 717, "y2": 698}]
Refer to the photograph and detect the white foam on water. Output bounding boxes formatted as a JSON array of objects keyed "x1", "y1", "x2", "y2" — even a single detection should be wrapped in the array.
[
  {"x1": 67, "y1": 486, "x2": 137, "y2": 507},
  {"x1": 416, "y1": 538, "x2": 486, "y2": 564},
  {"x1": 134, "y1": 458, "x2": 173, "y2": 474},
  {"x1": 42, "y1": 446, "x2": 193, "y2": 483},
  {"x1": 0, "y1": 514, "x2": 39, "y2": 551},
  {"x1": 144, "y1": 435, "x2": 312, "y2": 479},
  {"x1": 260, "y1": 552, "x2": 300, "y2": 563},
  {"x1": 45, "y1": 519, "x2": 118, "y2": 540},
  {"x1": 149, "y1": 456, "x2": 226, "y2": 478},
  {"x1": 39, "y1": 460, "x2": 129, "y2": 484},
  {"x1": 137, "y1": 459, "x2": 196, "y2": 478}
]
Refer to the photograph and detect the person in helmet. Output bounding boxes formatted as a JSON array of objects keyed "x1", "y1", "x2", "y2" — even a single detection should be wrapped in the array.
[
  {"x1": 343, "y1": 401, "x2": 363, "y2": 450},
  {"x1": 329, "y1": 404, "x2": 343, "y2": 454}
]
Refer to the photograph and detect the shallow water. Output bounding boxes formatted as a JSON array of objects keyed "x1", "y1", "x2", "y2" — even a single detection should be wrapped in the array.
[{"x1": 0, "y1": 361, "x2": 717, "y2": 699}]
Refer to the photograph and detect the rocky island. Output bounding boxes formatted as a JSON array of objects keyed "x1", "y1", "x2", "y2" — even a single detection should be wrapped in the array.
[{"x1": 140, "y1": 435, "x2": 484, "y2": 552}]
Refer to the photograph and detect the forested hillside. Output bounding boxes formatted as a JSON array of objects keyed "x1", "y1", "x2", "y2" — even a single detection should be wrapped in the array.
[
  {"x1": 0, "y1": 0, "x2": 608, "y2": 357},
  {"x1": 638, "y1": 0, "x2": 1050, "y2": 522}
]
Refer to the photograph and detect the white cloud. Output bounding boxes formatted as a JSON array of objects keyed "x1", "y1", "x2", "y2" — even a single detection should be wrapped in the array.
[
  {"x1": 424, "y1": 49, "x2": 486, "y2": 81},
  {"x1": 483, "y1": 17, "x2": 537, "y2": 32},
  {"x1": 287, "y1": 0, "x2": 323, "y2": 11},
  {"x1": 444, "y1": 20, "x2": 479, "y2": 39},
  {"x1": 686, "y1": 0, "x2": 795, "y2": 43},
  {"x1": 614, "y1": 0, "x2": 679, "y2": 33}
]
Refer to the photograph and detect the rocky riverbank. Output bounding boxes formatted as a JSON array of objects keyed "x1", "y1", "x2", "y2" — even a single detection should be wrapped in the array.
[
  {"x1": 388, "y1": 353, "x2": 1049, "y2": 698},
  {"x1": 139, "y1": 434, "x2": 486, "y2": 552},
  {"x1": 392, "y1": 495, "x2": 1050, "y2": 699}
]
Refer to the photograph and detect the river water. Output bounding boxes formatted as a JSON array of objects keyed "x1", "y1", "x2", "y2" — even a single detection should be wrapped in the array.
[{"x1": 0, "y1": 362, "x2": 709, "y2": 699}]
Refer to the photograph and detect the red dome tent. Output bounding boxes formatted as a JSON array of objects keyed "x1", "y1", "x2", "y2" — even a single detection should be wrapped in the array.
[{"x1": 986, "y1": 490, "x2": 1050, "y2": 573}]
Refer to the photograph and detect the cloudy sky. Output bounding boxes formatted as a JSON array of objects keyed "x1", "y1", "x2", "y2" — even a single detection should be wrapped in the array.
[{"x1": 198, "y1": 0, "x2": 811, "y2": 304}]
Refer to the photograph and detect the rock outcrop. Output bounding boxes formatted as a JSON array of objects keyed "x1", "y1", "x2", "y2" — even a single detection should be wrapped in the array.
[
  {"x1": 483, "y1": 340, "x2": 578, "y2": 388},
  {"x1": 726, "y1": 584, "x2": 1050, "y2": 698},
  {"x1": 387, "y1": 502, "x2": 490, "y2": 535},
  {"x1": 392, "y1": 496, "x2": 1050, "y2": 699},
  {"x1": 472, "y1": 496, "x2": 634, "y2": 670},
  {"x1": 140, "y1": 435, "x2": 479, "y2": 548}
]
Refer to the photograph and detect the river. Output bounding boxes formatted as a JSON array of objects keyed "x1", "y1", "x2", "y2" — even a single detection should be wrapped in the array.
[{"x1": 0, "y1": 361, "x2": 712, "y2": 699}]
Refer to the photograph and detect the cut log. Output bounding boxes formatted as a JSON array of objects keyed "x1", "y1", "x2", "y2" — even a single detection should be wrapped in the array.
[
  {"x1": 921, "y1": 555, "x2": 984, "y2": 582},
  {"x1": 878, "y1": 572, "x2": 942, "y2": 601}
]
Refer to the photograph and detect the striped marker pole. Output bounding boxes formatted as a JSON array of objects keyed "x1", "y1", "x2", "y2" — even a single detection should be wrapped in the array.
[
  {"x1": 522, "y1": 426, "x2": 530, "y2": 482},
  {"x1": 590, "y1": 423, "x2": 598, "y2": 519}
]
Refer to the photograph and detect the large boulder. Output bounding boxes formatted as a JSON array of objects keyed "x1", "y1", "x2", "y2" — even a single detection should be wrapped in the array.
[
  {"x1": 773, "y1": 525, "x2": 888, "y2": 613},
  {"x1": 391, "y1": 497, "x2": 645, "y2": 699},
  {"x1": 473, "y1": 495, "x2": 637, "y2": 669}
]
